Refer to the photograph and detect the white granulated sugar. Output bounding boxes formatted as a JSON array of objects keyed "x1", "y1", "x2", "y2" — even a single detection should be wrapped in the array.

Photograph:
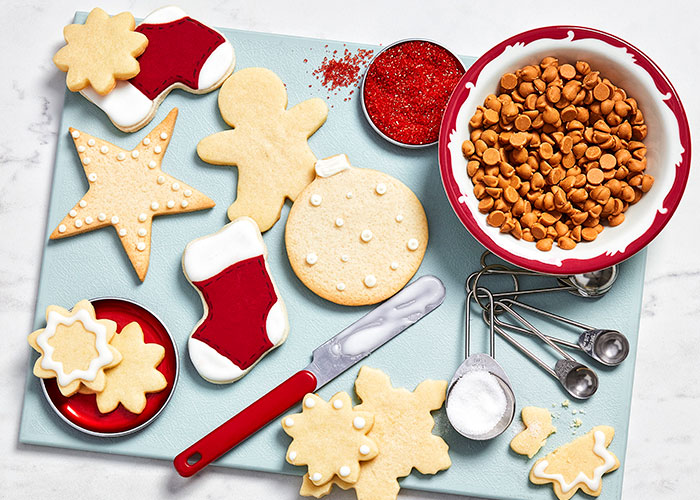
[{"x1": 446, "y1": 370, "x2": 507, "y2": 436}]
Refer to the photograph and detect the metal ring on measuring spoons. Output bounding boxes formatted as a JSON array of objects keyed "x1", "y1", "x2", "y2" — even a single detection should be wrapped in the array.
[{"x1": 467, "y1": 265, "x2": 521, "y2": 314}]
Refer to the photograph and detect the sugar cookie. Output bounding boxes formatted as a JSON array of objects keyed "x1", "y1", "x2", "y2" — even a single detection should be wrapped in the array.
[
  {"x1": 510, "y1": 406, "x2": 556, "y2": 458},
  {"x1": 53, "y1": 8, "x2": 148, "y2": 95},
  {"x1": 282, "y1": 392, "x2": 378, "y2": 486},
  {"x1": 197, "y1": 67, "x2": 328, "y2": 232},
  {"x1": 285, "y1": 154, "x2": 428, "y2": 306},
  {"x1": 530, "y1": 425, "x2": 619, "y2": 500},
  {"x1": 27, "y1": 300, "x2": 121, "y2": 397},
  {"x1": 49, "y1": 108, "x2": 215, "y2": 281},
  {"x1": 300, "y1": 366, "x2": 451, "y2": 500},
  {"x1": 81, "y1": 6, "x2": 235, "y2": 132},
  {"x1": 182, "y1": 217, "x2": 289, "y2": 384}
]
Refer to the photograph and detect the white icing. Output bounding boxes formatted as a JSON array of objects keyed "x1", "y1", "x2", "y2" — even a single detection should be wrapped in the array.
[
  {"x1": 181, "y1": 200, "x2": 189, "y2": 208},
  {"x1": 77, "y1": 145, "x2": 85, "y2": 152},
  {"x1": 364, "y1": 275, "x2": 377, "y2": 288},
  {"x1": 346, "y1": 192, "x2": 353, "y2": 199},
  {"x1": 143, "y1": 138, "x2": 151, "y2": 146},
  {"x1": 306, "y1": 253, "x2": 318, "y2": 265},
  {"x1": 74, "y1": 219, "x2": 82, "y2": 228},
  {"x1": 187, "y1": 337, "x2": 245, "y2": 383},
  {"x1": 353, "y1": 416, "x2": 366, "y2": 430},
  {"x1": 288, "y1": 450, "x2": 297, "y2": 461},
  {"x1": 138, "y1": 213, "x2": 147, "y2": 222},
  {"x1": 310, "y1": 194, "x2": 322, "y2": 206},
  {"x1": 148, "y1": 160, "x2": 157, "y2": 168},
  {"x1": 117, "y1": 152, "x2": 126, "y2": 161},
  {"x1": 311, "y1": 473, "x2": 322, "y2": 482},
  {"x1": 157, "y1": 175, "x2": 165, "y2": 184},
  {"x1": 172, "y1": 182, "x2": 180, "y2": 191},
  {"x1": 58, "y1": 224, "x2": 66, "y2": 233},
  {"x1": 284, "y1": 417, "x2": 295, "y2": 427},
  {"x1": 100, "y1": 145, "x2": 108, "y2": 154},
  {"x1": 83, "y1": 157, "x2": 91, "y2": 165},
  {"x1": 315, "y1": 154, "x2": 351, "y2": 177},
  {"x1": 184, "y1": 189, "x2": 192, "y2": 197},
  {"x1": 85, "y1": 216, "x2": 93, "y2": 224},
  {"x1": 111, "y1": 216, "x2": 119, "y2": 224},
  {"x1": 390, "y1": 262, "x2": 399, "y2": 270},
  {"x1": 160, "y1": 132, "x2": 168, "y2": 140},
  {"x1": 151, "y1": 201, "x2": 159, "y2": 211},
  {"x1": 375, "y1": 183, "x2": 387, "y2": 195},
  {"x1": 69, "y1": 210, "x2": 77, "y2": 217},
  {"x1": 138, "y1": 228, "x2": 147, "y2": 237},
  {"x1": 336, "y1": 283, "x2": 346, "y2": 291},
  {"x1": 141, "y1": 5, "x2": 187, "y2": 24},
  {"x1": 337, "y1": 275, "x2": 445, "y2": 356},
  {"x1": 131, "y1": 150, "x2": 139, "y2": 159},
  {"x1": 82, "y1": 81, "x2": 154, "y2": 130},
  {"x1": 360, "y1": 229, "x2": 373, "y2": 242},
  {"x1": 341, "y1": 255, "x2": 350, "y2": 262},
  {"x1": 97, "y1": 213, "x2": 106, "y2": 222},
  {"x1": 119, "y1": 228, "x2": 127, "y2": 237},
  {"x1": 167, "y1": 200, "x2": 175, "y2": 209},
  {"x1": 407, "y1": 238, "x2": 419, "y2": 251},
  {"x1": 266, "y1": 302, "x2": 287, "y2": 345},
  {"x1": 197, "y1": 41, "x2": 235, "y2": 89},
  {"x1": 396, "y1": 214, "x2": 404, "y2": 222},
  {"x1": 71, "y1": 130, "x2": 80, "y2": 139},
  {"x1": 36, "y1": 308, "x2": 113, "y2": 386},
  {"x1": 88, "y1": 173, "x2": 97, "y2": 182},
  {"x1": 339, "y1": 466, "x2": 351, "y2": 477},
  {"x1": 154, "y1": 145, "x2": 162, "y2": 154},
  {"x1": 304, "y1": 397, "x2": 316, "y2": 408},
  {"x1": 79, "y1": 200, "x2": 87, "y2": 208},
  {"x1": 333, "y1": 399, "x2": 343, "y2": 409},
  {"x1": 359, "y1": 445, "x2": 371, "y2": 455},
  {"x1": 335, "y1": 217, "x2": 344, "y2": 227},
  {"x1": 532, "y1": 430, "x2": 617, "y2": 493},
  {"x1": 137, "y1": 242, "x2": 146, "y2": 251},
  {"x1": 87, "y1": 139, "x2": 95, "y2": 147}
]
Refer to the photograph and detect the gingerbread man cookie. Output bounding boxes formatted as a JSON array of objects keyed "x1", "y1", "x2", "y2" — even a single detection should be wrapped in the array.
[
  {"x1": 197, "y1": 67, "x2": 328, "y2": 232},
  {"x1": 510, "y1": 406, "x2": 557, "y2": 458},
  {"x1": 27, "y1": 300, "x2": 122, "y2": 397},
  {"x1": 49, "y1": 108, "x2": 215, "y2": 281},
  {"x1": 530, "y1": 425, "x2": 619, "y2": 500},
  {"x1": 81, "y1": 6, "x2": 235, "y2": 132},
  {"x1": 282, "y1": 392, "x2": 379, "y2": 486}
]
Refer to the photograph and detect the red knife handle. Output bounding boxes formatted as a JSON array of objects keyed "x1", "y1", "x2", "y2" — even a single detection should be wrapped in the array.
[{"x1": 173, "y1": 369, "x2": 318, "y2": 477}]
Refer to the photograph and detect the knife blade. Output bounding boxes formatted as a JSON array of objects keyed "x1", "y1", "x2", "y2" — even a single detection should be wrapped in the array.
[{"x1": 173, "y1": 275, "x2": 446, "y2": 477}]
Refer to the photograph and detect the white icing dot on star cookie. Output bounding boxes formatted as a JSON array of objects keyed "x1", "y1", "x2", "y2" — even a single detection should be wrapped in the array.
[
  {"x1": 335, "y1": 217, "x2": 344, "y2": 227},
  {"x1": 111, "y1": 216, "x2": 119, "y2": 224},
  {"x1": 119, "y1": 228, "x2": 127, "y2": 237},
  {"x1": 74, "y1": 219, "x2": 83, "y2": 228},
  {"x1": 184, "y1": 189, "x2": 192, "y2": 197},
  {"x1": 160, "y1": 132, "x2": 168, "y2": 140},
  {"x1": 167, "y1": 200, "x2": 175, "y2": 209},
  {"x1": 333, "y1": 399, "x2": 344, "y2": 409},
  {"x1": 172, "y1": 182, "x2": 180, "y2": 191},
  {"x1": 100, "y1": 145, "x2": 109, "y2": 154},
  {"x1": 390, "y1": 261, "x2": 399, "y2": 270},
  {"x1": 143, "y1": 138, "x2": 151, "y2": 146},
  {"x1": 311, "y1": 473, "x2": 323, "y2": 483},
  {"x1": 85, "y1": 216, "x2": 93, "y2": 224},
  {"x1": 310, "y1": 194, "x2": 322, "y2": 206},
  {"x1": 83, "y1": 157, "x2": 91, "y2": 165},
  {"x1": 71, "y1": 130, "x2": 80, "y2": 139},
  {"x1": 138, "y1": 228, "x2": 147, "y2": 237},
  {"x1": 288, "y1": 451, "x2": 297, "y2": 462},
  {"x1": 396, "y1": 214, "x2": 404, "y2": 222},
  {"x1": 88, "y1": 172, "x2": 97, "y2": 182},
  {"x1": 148, "y1": 160, "x2": 157, "y2": 169},
  {"x1": 77, "y1": 145, "x2": 85, "y2": 152},
  {"x1": 150, "y1": 201, "x2": 159, "y2": 211},
  {"x1": 181, "y1": 200, "x2": 189, "y2": 208},
  {"x1": 154, "y1": 145, "x2": 162, "y2": 154},
  {"x1": 353, "y1": 416, "x2": 366, "y2": 430},
  {"x1": 69, "y1": 209, "x2": 77, "y2": 217},
  {"x1": 339, "y1": 465, "x2": 351, "y2": 477},
  {"x1": 88, "y1": 139, "x2": 95, "y2": 147},
  {"x1": 131, "y1": 150, "x2": 139, "y2": 158},
  {"x1": 304, "y1": 397, "x2": 316, "y2": 408},
  {"x1": 138, "y1": 213, "x2": 147, "y2": 222},
  {"x1": 58, "y1": 224, "x2": 66, "y2": 233},
  {"x1": 117, "y1": 152, "x2": 126, "y2": 161},
  {"x1": 79, "y1": 200, "x2": 87, "y2": 208},
  {"x1": 137, "y1": 242, "x2": 146, "y2": 251},
  {"x1": 98, "y1": 213, "x2": 106, "y2": 222},
  {"x1": 285, "y1": 417, "x2": 295, "y2": 427},
  {"x1": 346, "y1": 191, "x2": 353, "y2": 199},
  {"x1": 360, "y1": 229, "x2": 373, "y2": 242},
  {"x1": 359, "y1": 444, "x2": 370, "y2": 455},
  {"x1": 157, "y1": 176, "x2": 165, "y2": 184},
  {"x1": 341, "y1": 254, "x2": 350, "y2": 262}
]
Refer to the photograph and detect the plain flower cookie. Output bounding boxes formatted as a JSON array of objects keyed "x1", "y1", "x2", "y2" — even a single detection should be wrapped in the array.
[
  {"x1": 530, "y1": 425, "x2": 619, "y2": 500},
  {"x1": 197, "y1": 67, "x2": 328, "y2": 232},
  {"x1": 510, "y1": 406, "x2": 556, "y2": 458},
  {"x1": 285, "y1": 154, "x2": 428, "y2": 306},
  {"x1": 27, "y1": 300, "x2": 122, "y2": 397},
  {"x1": 81, "y1": 6, "x2": 235, "y2": 132},
  {"x1": 182, "y1": 217, "x2": 289, "y2": 384},
  {"x1": 281, "y1": 392, "x2": 379, "y2": 487},
  {"x1": 53, "y1": 8, "x2": 148, "y2": 95},
  {"x1": 49, "y1": 108, "x2": 215, "y2": 281}
]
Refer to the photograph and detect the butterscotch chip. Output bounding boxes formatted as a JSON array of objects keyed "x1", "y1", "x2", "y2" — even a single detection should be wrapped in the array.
[
  {"x1": 515, "y1": 115, "x2": 532, "y2": 131},
  {"x1": 557, "y1": 236, "x2": 576, "y2": 250},
  {"x1": 581, "y1": 227, "x2": 598, "y2": 241},
  {"x1": 486, "y1": 210, "x2": 506, "y2": 227},
  {"x1": 509, "y1": 132, "x2": 529, "y2": 148},
  {"x1": 586, "y1": 168, "x2": 604, "y2": 185},
  {"x1": 483, "y1": 148, "x2": 501, "y2": 166},
  {"x1": 462, "y1": 140, "x2": 475, "y2": 157},
  {"x1": 539, "y1": 143, "x2": 553, "y2": 160},
  {"x1": 593, "y1": 82, "x2": 611, "y2": 101},
  {"x1": 504, "y1": 186, "x2": 519, "y2": 204},
  {"x1": 599, "y1": 153, "x2": 617, "y2": 170},
  {"x1": 536, "y1": 238, "x2": 553, "y2": 251},
  {"x1": 559, "y1": 64, "x2": 577, "y2": 80},
  {"x1": 531, "y1": 223, "x2": 547, "y2": 240},
  {"x1": 501, "y1": 73, "x2": 518, "y2": 90}
]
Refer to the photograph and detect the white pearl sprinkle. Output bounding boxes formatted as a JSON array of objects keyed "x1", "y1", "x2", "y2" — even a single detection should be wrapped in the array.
[
  {"x1": 74, "y1": 219, "x2": 82, "y2": 228},
  {"x1": 167, "y1": 200, "x2": 175, "y2": 208},
  {"x1": 333, "y1": 399, "x2": 343, "y2": 409},
  {"x1": 77, "y1": 145, "x2": 85, "y2": 153},
  {"x1": 336, "y1": 282, "x2": 346, "y2": 291},
  {"x1": 288, "y1": 451, "x2": 297, "y2": 462},
  {"x1": 184, "y1": 189, "x2": 192, "y2": 197},
  {"x1": 391, "y1": 262, "x2": 399, "y2": 270},
  {"x1": 304, "y1": 397, "x2": 316, "y2": 408},
  {"x1": 137, "y1": 242, "x2": 146, "y2": 251},
  {"x1": 154, "y1": 145, "x2": 162, "y2": 154},
  {"x1": 83, "y1": 157, "x2": 91, "y2": 165},
  {"x1": 306, "y1": 253, "x2": 318, "y2": 265},
  {"x1": 311, "y1": 473, "x2": 322, "y2": 483},
  {"x1": 360, "y1": 229, "x2": 373, "y2": 242},
  {"x1": 119, "y1": 228, "x2": 127, "y2": 237},
  {"x1": 111, "y1": 216, "x2": 119, "y2": 224},
  {"x1": 181, "y1": 200, "x2": 189, "y2": 208},
  {"x1": 100, "y1": 146, "x2": 109, "y2": 154},
  {"x1": 285, "y1": 417, "x2": 294, "y2": 427},
  {"x1": 98, "y1": 213, "x2": 106, "y2": 222},
  {"x1": 151, "y1": 201, "x2": 159, "y2": 211},
  {"x1": 157, "y1": 175, "x2": 165, "y2": 184},
  {"x1": 138, "y1": 213, "x2": 147, "y2": 222},
  {"x1": 71, "y1": 130, "x2": 80, "y2": 139},
  {"x1": 143, "y1": 138, "x2": 151, "y2": 146},
  {"x1": 375, "y1": 183, "x2": 387, "y2": 195},
  {"x1": 87, "y1": 139, "x2": 95, "y2": 147},
  {"x1": 148, "y1": 160, "x2": 157, "y2": 169},
  {"x1": 160, "y1": 132, "x2": 168, "y2": 140},
  {"x1": 58, "y1": 224, "x2": 66, "y2": 233},
  {"x1": 335, "y1": 217, "x2": 344, "y2": 227},
  {"x1": 172, "y1": 182, "x2": 180, "y2": 191},
  {"x1": 117, "y1": 152, "x2": 126, "y2": 161},
  {"x1": 341, "y1": 254, "x2": 350, "y2": 262},
  {"x1": 359, "y1": 445, "x2": 371, "y2": 455},
  {"x1": 364, "y1": 275, "x2": 377, "y2": 288},
  {"x1": 79, "y1": 200, "x2": 87, "y2": 208},
  {"x1": 310, "y1": 194, "x2": 322, "y2": 206},
  {"x1": 131, "y1": 150, "x2": 139, "y2": 159},
  {"x1": 396, "y1": 214, "x2": 404, "y2": 222},
  {"x1": 353, "y1": 416, "x2": 366, "y2": 430},
  {"x1": 88, "y1": 173, "x2": 97, "y2": 182},
  {"x1": 339, "y1": 466, "x2": 351, "y2": 478},
  {"x1": 69, "y1": 209, "x2": 77, "y2": 217},
  {"x1": 85, "y1": 216, "x2": 93, "y2": 224},
  {"x1": 138, "y1": 228, "x2": 147, "y2": 237},
  {"x1": 407, "y1": 238, "x2": 419, "y2": 251},
  {"x1": 346, "y1": 192, "x2": 353, "y2": 199}
]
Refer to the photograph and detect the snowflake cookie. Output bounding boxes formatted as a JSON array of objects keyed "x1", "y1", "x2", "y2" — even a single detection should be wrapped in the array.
[
  {"x1": 27, "y1": 300, "x2": 122, "y2": 397},
  {"x1": 282, "y1": 392, "x2": 378, "y2": 486}
]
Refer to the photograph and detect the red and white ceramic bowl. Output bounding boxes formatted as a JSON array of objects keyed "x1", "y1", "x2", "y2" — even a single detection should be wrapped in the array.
[{"x1": 439, "y1": 26, "x2": 691, "y2": 275}]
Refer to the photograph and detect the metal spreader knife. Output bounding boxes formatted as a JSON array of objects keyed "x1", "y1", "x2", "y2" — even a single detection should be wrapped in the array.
[{"x1": 173, "y1": 275, "x2": 446, "y2": 477}]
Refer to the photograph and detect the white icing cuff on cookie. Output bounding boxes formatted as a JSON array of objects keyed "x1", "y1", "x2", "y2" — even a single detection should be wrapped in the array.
[
  {"x1": 198, "y1": 42, "x2": 235, "y2": 89},
  {"x1": 183, "y1": 217, "x2": 265, "y2": 282},
  {"x1": 265, "y1": 302, "x2": 287, "y2": 345},
  {"x1": 81, "y1": 81, "x2": 154, "y2": 130},
  {"x1": 315, "y1": 154, "x2": 351, "y2": 178},
  {"x1": 141, "y1": 6, "x2": 188, "y2": 25}
]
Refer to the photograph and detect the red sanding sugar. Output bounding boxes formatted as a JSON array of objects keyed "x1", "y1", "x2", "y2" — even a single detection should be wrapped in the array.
[
  {"x1": 312, "y1": 47, "x2": 375, "y2": 93},
  {"x1": 363, "y1": 40, "x2": 465, "y2": 145}
]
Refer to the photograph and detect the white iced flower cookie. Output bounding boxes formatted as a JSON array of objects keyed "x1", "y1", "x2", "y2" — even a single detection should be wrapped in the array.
[
  {"x1": 182, "y1": 217, "x2": 289, "y2": 384},
  {"x1": 285, "y1": 154, "x2": 429, "y2": 306}
]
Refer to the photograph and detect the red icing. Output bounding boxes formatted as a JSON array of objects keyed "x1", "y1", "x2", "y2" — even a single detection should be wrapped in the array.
[
  {"x1": 131, "y1": 17, "x2": 225, "y2": 100},
  {"x1": 191, "y1": 255, "x2": 277, "y2": 369}
]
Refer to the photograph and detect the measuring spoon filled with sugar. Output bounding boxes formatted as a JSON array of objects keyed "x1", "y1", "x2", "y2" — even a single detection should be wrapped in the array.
[{"x1": 446, "y1": 287, "x2": 516, "y2": 440}]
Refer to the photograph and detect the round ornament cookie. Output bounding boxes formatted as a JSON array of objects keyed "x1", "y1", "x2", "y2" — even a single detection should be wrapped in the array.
[{"x1": 285, "y1": 154, "x2": 428, "y2": 306}]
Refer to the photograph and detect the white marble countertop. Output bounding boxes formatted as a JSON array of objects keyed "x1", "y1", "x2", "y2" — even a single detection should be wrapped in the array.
[{"x1": 2, "y1": 1, "x2": 698, "y2": 498}]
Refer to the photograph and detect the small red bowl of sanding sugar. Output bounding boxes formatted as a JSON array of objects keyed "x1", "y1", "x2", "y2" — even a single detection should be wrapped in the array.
[{"x1": 361, "y1": 39, "x2": 466, "y2": 148}]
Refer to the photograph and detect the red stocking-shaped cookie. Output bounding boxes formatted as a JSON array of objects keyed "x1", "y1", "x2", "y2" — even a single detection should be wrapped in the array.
[
  {"x1": 182, "y1": 217, "x2": 289, "y2": 383},
  {"x1": 82, "y1": 6, "x2": 235, "y2": 132}
]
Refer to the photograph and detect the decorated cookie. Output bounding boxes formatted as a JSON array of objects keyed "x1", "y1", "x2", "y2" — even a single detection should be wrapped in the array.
[
  {"x1": 182, "y1": 217, "x2": 289, "y2": 384},
  {"x1": 282, "y1": 392, "x2": 379, "y2": 486},
  {"x1": 530, "y1": 425, "x2": 619, "y2": 500},
  {"x1": 49, "y1": 108, "x2": 215, "y2": 281},
  {"x1": 510, "y1": 406, "x2": 557, "y2": 458},
  {"x1": 79, "y1": 322, "x2": 167, "y2": 414},
  {"x1": 81, "y1": 6, "x2": 235, "y2": 132},
  {"x1": 197, "y1": 67, "x2": 328, "y2": 232},
  {"x1": 27, "y1": 300, "x2": 122, "y2": 397},
  {"x1": 301, "y1": 366, "x2": 451, "y2": 500},
  {"x1": 53, "y1": 8, "x2": 148, "y2": 95},
  {"x1": 285, "y1": 154, "x2": 429, "y2": 306}
]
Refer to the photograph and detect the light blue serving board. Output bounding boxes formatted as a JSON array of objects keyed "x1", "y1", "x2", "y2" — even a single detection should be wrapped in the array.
[{"x1": 21, "y1": 13, "x2": 646, "y2": 500}]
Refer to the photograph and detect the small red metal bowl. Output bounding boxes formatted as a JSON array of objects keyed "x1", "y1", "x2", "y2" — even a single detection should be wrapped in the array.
[
  {"x1": 439, "y1": 26, "x2": 691, "y2": 274},
  {"x1": 40, "y1": 297, "x2": 179, "y2": 437}
]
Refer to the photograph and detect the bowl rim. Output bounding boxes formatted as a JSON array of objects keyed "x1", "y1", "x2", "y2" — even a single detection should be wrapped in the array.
[{"x1": 438, "y1": 25, "x2": 691, "y2": 275}]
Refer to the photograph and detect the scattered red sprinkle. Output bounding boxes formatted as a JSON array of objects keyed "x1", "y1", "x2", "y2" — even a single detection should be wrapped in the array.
[
  {"x1": 311, "y1": 47, "x2": 375, "y2": 94},
  {"x1": 363, "y1": 41, "x2": 465, "y2": 145}
]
